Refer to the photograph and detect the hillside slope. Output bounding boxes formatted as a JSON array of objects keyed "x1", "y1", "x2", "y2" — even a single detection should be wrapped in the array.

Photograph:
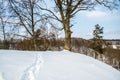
[{"x1": 0, "y1": 50, "x2": 120, "y2": 80}]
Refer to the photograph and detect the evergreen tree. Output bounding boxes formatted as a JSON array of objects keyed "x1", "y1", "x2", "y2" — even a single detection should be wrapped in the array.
[{"x1": 92, "y1": 24, "x2": 104, "y2": 54}]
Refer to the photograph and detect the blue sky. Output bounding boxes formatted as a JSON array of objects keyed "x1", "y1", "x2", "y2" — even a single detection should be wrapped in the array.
[
  {"x1": 70, "y1": 7, "x2": 120, "y2": 39},
  {"x1": 46, "y1": 1, "x2": 120, "y2": 39},
  {"x1": 1, "y1": 0, "x2": 119, "y2": 40}
]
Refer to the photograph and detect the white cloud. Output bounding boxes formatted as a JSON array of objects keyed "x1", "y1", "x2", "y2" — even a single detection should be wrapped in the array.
[
  {"x1": 81, "y1": 10, "x2": 108, "y2": 18},
  {"x1": 87, "y1": 11, "x2": 107, "y2": 17}
]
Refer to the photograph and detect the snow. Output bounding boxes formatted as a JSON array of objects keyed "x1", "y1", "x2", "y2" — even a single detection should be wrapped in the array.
[
  {"x1": 0, "y1": 50, "x2": 120, "y2": 80},
  {"x1": 112, "y1": 45, "x2": 117, "y2": 49},
  {"x1": 21, "y1": 54, "x2": 44, "y2": 80}
]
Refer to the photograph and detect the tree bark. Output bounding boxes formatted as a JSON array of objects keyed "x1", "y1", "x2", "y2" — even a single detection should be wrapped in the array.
[
  {"x1": 64, "y1": 21, "x2": 72, "y2": 51},
  {"x1": 2, "y1": 24, "x2": 5, "y2": 42},
  {"x1": 33, "y1": 37, "x2": 38, "y2": 50},
  {"x1": 1, "y1": 18, "x2": 6, "y2": 49}
]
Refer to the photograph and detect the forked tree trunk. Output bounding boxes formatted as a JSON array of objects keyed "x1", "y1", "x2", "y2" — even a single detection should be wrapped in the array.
[{"x1": 64, "y1": 22, "x2": 72, "y2": 51}]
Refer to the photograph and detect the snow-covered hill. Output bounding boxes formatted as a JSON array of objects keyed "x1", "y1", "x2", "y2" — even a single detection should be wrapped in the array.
[{"x1": 0, "y1": 50, "x2": 120, "y2": 80}]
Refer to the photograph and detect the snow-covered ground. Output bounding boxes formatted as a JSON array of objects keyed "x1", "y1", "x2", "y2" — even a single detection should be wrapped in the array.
[{"x1": 0, "y1": 50, "x2": 120, "y2": 80}]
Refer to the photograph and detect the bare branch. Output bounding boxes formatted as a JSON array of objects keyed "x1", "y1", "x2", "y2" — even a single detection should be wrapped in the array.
[
  {"x1": 9, "y1": 0, "x2": 33, "y2": 36},
  {"x1": 71, "y1": 0, "x2": 83, "y2": 14},
  {"x1": 96, "y1": 0, "x2": 119, "y2": 10},
  {"x1": 36, "y1": 4, "x2": 62, "y2": 23},
  {"x1": 54, "y1": 0, "x2": 65, "y2": 22},
  {"x1": 13, "y1": 34, "x2": 31, "y2": 39}
]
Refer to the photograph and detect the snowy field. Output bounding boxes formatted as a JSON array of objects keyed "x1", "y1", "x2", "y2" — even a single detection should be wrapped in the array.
[{"x1": 0, "y1": 50, "x2": 120, "y2": 80}]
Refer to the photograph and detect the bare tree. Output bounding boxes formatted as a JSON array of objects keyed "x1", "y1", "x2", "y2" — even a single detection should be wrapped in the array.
[
  {"x1": 0, "y1": 0, "x2": 9, "y2": 49},
  {"x1": 0, "y1": 18, "x2": 5, "y2": 43},
  {"x1": 8, "y1": 0, "x2": 45, "y2": 50},
  {"x1": 39, "y1": 0, "x2": 119, "y2": 51}
]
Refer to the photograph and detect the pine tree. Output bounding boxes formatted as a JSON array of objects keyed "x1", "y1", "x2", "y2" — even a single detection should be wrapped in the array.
[{"x1": 92, "y1": 24, "x2": 104, "y2": 54}]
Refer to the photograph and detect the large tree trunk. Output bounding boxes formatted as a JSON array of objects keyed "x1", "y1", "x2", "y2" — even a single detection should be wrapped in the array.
[
  {"x1": 64, "y1": 22, "x2": 72, "y2": 51},
  {"x1": 33, "y1": 37, "x2": 38, "y2": 51}
]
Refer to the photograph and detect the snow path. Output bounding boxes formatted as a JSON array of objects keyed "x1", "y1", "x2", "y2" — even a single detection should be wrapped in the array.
[{"x1": 21, "y1": 54, "x2": 44, "y2": 80}]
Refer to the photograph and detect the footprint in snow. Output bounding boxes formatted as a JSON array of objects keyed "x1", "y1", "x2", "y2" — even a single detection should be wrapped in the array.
[{"x1": 21, "y1": 54, "x2": 44, "y2": 80}]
